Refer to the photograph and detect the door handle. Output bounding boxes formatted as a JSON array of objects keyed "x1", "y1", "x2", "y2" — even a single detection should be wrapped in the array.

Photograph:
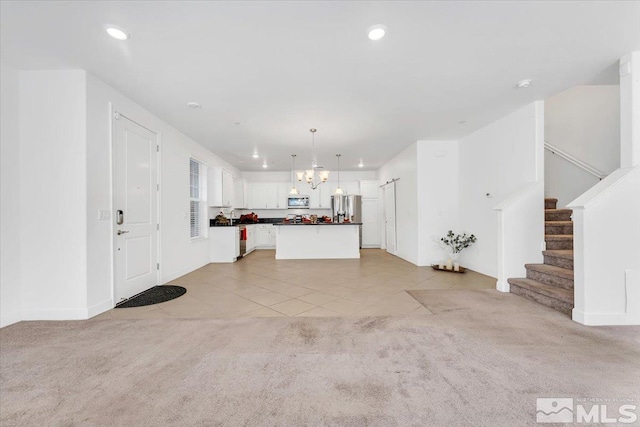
[{"x1": 117, "y1": 230, "x2": 129, "y2": 235}]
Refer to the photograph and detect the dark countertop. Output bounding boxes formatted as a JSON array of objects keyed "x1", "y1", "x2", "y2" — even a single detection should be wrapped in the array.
[
  {"x1": 274, "y1": 222, "x2": 362, "y2": 226},
  {"x1": 210, "y1": 218, "x2": 285, "y2": 227}
]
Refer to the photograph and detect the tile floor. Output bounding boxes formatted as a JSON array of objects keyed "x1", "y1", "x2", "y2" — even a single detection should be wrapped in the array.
[{"x1": 94, "y1": 249, "x2": 495, "y2": 319}]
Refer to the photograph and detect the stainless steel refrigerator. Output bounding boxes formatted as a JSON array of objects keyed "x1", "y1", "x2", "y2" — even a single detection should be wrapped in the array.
[{"x1": 331, "y1": 195, "x2": 362, "y2": 248}]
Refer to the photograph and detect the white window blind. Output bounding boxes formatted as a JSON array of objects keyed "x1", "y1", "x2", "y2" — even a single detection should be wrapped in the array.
[{"x1": 190, "y1": 158, "x2": 207, "y2": 239}]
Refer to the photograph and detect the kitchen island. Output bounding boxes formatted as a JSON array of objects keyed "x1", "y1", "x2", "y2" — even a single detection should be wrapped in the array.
[{"x1": 274, "y1": 223, "x2": 362, "y2": 260}]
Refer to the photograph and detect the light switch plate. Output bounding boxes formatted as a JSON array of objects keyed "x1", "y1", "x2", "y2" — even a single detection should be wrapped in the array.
[{"x1": 98, "y1": 210, "x2": 110, "y2": 220}]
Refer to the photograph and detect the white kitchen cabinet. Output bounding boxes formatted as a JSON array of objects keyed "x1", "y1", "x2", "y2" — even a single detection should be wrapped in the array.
[
  {"x1": 208, "y1": 167, "x2": 234, "y2": 207},
  {"x1": 234, "y1": 178, "x2": 248, "y2": 209},
  {"x1": 248, "y1": 183, "x2": 288, "y2": 209},
  {"x1": 360, "y1": 180, "x2": 379, "y2": 199},
  {"x1": 245, "y1": 225, "x2": 257, "y2": 253},
  {"x1": 330, "y1": 181, "x2": 359, "y2": 196},
  {"x1": 249, "y1": 183, "x2": 269, "y2": 209},
  {"x1": 222, "y1": 170, "x2": 235, "y2": 207},
  {"x1": 209, "y1": 226, "x2": 240, "y2": 262},
  {"x1": 255, "y1": 224, "x2": 275, "y2": 249},
  {"x1": 361, "y1": 198, "x2": 381, "y2": 248},
  {"x1": 308, "y1": 184, "x2": 332, "y2": 209},
  {"x1": 276, "y1": 183, "x2": 289, "y2": 209}
]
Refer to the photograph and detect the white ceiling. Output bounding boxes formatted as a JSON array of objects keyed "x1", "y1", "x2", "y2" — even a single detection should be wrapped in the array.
[{"x1": 1, "y1": 1, "x2": 638, "y2": 171}]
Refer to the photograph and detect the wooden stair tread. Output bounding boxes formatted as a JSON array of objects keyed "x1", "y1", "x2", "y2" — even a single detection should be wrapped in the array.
[
  {"x1": 524, "y1": 263, "x2": 574, "y2": 280},
  {"x1": 545, "y1": 209, "x2": 571, "y2": 213},
  {"x1": 545, "y1": 234, "x2": 573, "y2": 240},
  {"x1": 508, "y1": 278, "x2": 573, "y2": 304},
  {"x1": 542, "y1": 250, "x2": 573, "y2": 260},
  {"x1": 544, "y1": 198, "x2": 558, "y2": 202},
  {"x1": 545, "y1": 220, "x2": 573, "y2": 225}
]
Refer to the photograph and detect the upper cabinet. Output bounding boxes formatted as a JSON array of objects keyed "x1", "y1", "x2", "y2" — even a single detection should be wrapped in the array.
[
  {"x1": 307, "y1": 184, "x2": 331, "y2": 209},
  {"x1": 329, "y1": 181, "x2": 360, "y2": 196},
  {"x1": 234, "y1": 178, "x2": 249, "y2": 209},
  {"x1": 208, "y1": 167, "x2": 235, "y2": 207},
  {"x1": 247, "y1": 182, "x2": 289, "y2": 209}
]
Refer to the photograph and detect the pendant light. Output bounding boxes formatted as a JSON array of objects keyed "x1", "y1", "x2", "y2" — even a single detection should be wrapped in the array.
[
  {"x1": 334, "y1": 154, "x2": 344, "y2": 195},
  {"x1": 302, "y1": 128, "x2": 330, "y2": 190},
  {"x1": 289, "y1": 154, "x2": 299, "y2": 195}
]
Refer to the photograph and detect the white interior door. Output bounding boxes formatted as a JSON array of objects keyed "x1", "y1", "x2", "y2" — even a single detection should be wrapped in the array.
[
  {"x1": 113, "y1": 113, "x2": 158, "y2": 303},
  {"x1": 384, "y1": 183, "x2": 397, "y2": 255}
]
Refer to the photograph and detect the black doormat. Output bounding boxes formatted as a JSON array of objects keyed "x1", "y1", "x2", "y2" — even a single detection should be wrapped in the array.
[{"x1": 115, "y1": 285, "x2": 187, "y2": 308}]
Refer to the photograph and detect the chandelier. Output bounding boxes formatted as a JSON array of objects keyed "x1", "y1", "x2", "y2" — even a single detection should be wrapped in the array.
[{"x1": 295, "y1": 128, "x2": 329, "y2": 190}]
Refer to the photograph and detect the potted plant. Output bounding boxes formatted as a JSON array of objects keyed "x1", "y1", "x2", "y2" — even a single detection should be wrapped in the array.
[{"x1": 439, "y1": 230, "x2": 477, "y2": 271}]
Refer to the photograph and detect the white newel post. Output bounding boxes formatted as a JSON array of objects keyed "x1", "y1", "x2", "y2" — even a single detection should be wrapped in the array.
[
  {"x1": 620, "y1": 51, "x2": 640, "y2": 168},
  {"x1": 494, "y1": 182, "x2": 545, "y2": 293}
]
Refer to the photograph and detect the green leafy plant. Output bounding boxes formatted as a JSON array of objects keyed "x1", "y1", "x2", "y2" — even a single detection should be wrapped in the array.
[{"x1": 440, "y1": 230, "x2": 477, "y2": 254}]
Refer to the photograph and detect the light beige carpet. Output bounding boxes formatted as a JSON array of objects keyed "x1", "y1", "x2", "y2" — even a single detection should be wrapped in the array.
[{"x1": 1, "y1": 289, "x2": 639, "y2": 426}]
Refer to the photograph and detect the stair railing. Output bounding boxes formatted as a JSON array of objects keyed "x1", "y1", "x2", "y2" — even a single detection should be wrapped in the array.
[{"x1": 544, "y1": 141, "x2": 607, "y2": 180}]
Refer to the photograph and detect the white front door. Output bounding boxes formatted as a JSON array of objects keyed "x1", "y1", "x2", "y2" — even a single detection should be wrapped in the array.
[
  {"x1": 113, "y1": 113, "x2": 159, "y2": 303},
  {"x1": 384, "y1": 183, "x2": 397, "y2": 255}
]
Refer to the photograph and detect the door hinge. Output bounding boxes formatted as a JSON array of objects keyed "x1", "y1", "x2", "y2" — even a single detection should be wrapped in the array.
[
  {"x1": 157, "y1": 184, "x2": 160, "y2": 191},
  {"x1": 114, "y1": 111, "x2": 120, "y2": 120},
  {"x1": 157, "y1": 145, "x2": 160, "y2": 152},
  {"x1": 157, "y1": 263, "x2": 160, "y2": 270},
  {"x1": 157, "y1": 223, "x2": 160, "y2": 231}
]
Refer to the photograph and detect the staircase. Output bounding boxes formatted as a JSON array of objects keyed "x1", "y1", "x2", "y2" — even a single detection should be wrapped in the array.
[{"x1": 507, "y1": 198, "x2": 574, "y2": 315}]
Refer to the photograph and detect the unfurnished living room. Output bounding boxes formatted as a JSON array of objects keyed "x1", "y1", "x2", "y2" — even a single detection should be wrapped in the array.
[{"x1": 1, "y1": 1, "x2": 639, "y2": 426}]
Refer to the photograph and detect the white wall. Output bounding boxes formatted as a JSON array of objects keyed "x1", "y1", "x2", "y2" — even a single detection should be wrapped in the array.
[
  {"x1": 458, "y1": 102, "x2": 544, "y2": 277},
  {"x1": 378, "y1": 144, "x2": 418, "y2": 265},
  {"x1": 545, "y1": 85, "x2": 620, "y2": 207},
  {"x1": 86, "y1": 73, "x2": 241, "y2": 306},
  {"x1": 620, "y1": 52, "x2": 640, "y2": 168},
  {"x1": 0, "y1": 66, "x2": 22, "y2": 327},
  {"x1": 569, "y1": 167, "x2": 640, "y2": 325},
  {"x1": 545, "y1": 154, "x2": 601, "y2": 209},
  {"x1": 19, "y1": 70, "x2": 89, "y2": 320},
  {"x1": 2, "y1": 69, "x2": 244, "y2": 323},
  {"x1": 416, "y1": 140, "x2": 459, "y2": 266}
]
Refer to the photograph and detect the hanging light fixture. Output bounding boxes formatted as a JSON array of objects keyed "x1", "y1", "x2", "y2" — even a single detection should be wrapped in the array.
[
  {"x1": 302, "y1": 128, "x2": 330, "y2": 190},
  {"x1": 335, "y1": 154, "x2": 344, "y2": 195},
  {"x1": 289, "y1": 154, "x2": 299, "y2": 195}
]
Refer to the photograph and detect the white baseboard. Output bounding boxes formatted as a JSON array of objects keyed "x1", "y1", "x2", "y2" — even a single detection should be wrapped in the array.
[
  {"x1": 21, "y1": 307, "x2": 88, "y2": 321},
  {"x1": 496, "y1": 279, "x2": 511, "y2": 292},
  {"x1": 572, "y1": 308, "x2": 639, "y2": 326},
  {"x1": 87, "y1": 299, "x2": 113, "y2": 318},
  {"x1": 1, "y1": 310, "x2": 21, "y2": 328}
]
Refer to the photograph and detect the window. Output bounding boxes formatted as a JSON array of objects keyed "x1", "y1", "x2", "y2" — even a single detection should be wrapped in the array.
[{"x1": 190, "y1": 158, "x2": 207, "y2": 239}]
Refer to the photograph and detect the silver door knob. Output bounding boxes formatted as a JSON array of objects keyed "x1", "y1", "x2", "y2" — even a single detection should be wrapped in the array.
[{"x1": 117, "y1": 230, "x2": 129, "y2": 235}]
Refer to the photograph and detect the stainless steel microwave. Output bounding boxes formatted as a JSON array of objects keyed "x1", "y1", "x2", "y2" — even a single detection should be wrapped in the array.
[{"x1": 287, "y1": 195, "x2": 310, "y2": 209}]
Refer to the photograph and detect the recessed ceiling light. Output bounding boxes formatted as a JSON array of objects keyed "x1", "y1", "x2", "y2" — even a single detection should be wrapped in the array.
[
  {"x1": 516, "y1": 79, "x2": 532, "y2": 89},
  {"x1": 186, "y1": 102, "x2": 201, "y2": 109},
  {"x1": 262, "y1": 162, "x2": 268, "y2": 168},
  {"x1": 358, "y1": 161, "x2": 364, "y2": 168},
  {"x1": 252, "y1": 153, "x2": 259, "y2": 159},
  {"x1": 105, "y1": 26, "x2": 129, "y2": 41},
  {"x1": 368, "y1": 25, "x2": 387, "y2": 41}
]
